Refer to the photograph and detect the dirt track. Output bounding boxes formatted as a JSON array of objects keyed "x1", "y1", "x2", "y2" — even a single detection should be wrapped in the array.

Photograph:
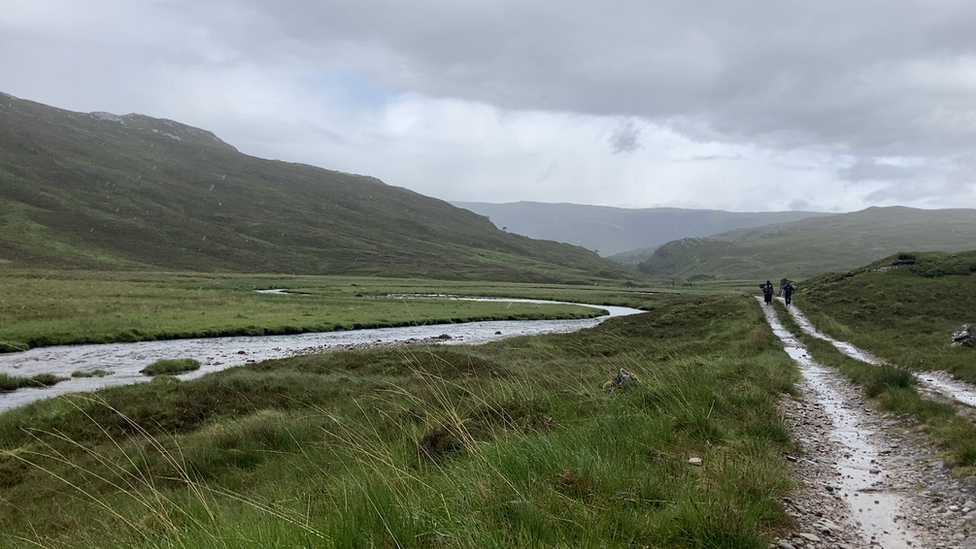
[{"x1": 761, "y1": 297, "x2": 976, "y2": 548}]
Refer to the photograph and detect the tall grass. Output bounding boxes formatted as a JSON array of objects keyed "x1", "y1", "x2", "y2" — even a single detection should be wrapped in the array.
[{"x1": 0, "y1": 294, "x2": 800, "y2": 548}]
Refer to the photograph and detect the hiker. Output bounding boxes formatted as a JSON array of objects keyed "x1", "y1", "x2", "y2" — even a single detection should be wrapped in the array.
[
  {"x1": 782, "y1": 280, "x2": 796, "y2": 306},
  {"x1": 760, "y1": 280, "x2": 774, "y2": 305}
]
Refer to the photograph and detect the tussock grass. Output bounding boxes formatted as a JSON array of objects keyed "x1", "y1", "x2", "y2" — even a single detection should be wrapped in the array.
[
  {"x1": 0, "y1": 294, "x2": 800, "y2": 548},
  {"x1": 0, "y1": 373, "x2": 67, "y2": 391},
  {"x1": 71, "y1": 369, "x2": 112, "y2": 378},
  {"x1": 140, "y1": 358, "x2": 201, "y2": 376}
]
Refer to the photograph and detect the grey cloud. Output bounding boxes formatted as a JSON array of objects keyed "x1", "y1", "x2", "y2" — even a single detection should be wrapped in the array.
[
  {"x1": 839, "y1": 159, "x2": 925, "y2": 182},
  {"x1": 608, "y1": 121, "x2": 644, "y2": 155},
  {"x1": 199, "y1": 0, "x2": 976, "y2": 158}
]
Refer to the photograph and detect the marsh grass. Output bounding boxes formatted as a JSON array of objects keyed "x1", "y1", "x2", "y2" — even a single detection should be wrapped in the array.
[
  {"x1": 140, "y1": 358, "x2": 201, "y2": 376},
  {"x1": 0, "y1": 270, "x2": 632, "y2": 351},
  {"x1": 774, "y1": 301, "x2": 976, "y2": 467},
  {"x1": 0, "y1": 294, "x2": 800, "y2": 548},
  {"x1": 71, "y1": 369, "x2": 112, "y2": 378},
  {"x1": 0, "y1": 373, "x2": 67, "y2": 391}
]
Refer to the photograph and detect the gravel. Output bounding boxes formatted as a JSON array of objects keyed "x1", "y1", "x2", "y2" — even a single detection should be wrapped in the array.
[{"x1": 765, "y1": 300, "x2": 976, "y2": 549}]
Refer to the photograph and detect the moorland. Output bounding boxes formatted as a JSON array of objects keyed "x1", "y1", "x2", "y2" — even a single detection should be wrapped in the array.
[{"x1": 2, "y1": 93, "x2": 976, "y2": 547}]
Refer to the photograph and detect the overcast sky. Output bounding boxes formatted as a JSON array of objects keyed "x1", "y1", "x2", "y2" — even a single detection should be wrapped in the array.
[{"x1": 3, "y1": 1, "x2": 976, "y2": 212}]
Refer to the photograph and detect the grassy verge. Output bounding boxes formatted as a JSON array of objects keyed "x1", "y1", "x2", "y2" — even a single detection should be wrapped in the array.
[
  {"x1": 140, "y1": 358, "x2": 201, "y2": 376},
  {"x1": 796, "y1": 251, "x2": 976, "y2": 384},
  {"x1": 0, "y1": 294, "x2": 800, "y2": 548},
  {"x1": 773, "y1": 301, "x2": 976, "y2": 468}
]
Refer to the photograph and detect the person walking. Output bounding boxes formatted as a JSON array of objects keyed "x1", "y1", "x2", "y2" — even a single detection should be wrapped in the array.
[
  {"x1": 782, "y1": 280, "x2": 796, "y2": 306},
  {"x1": 760, "y1": 280, "x2": 774, "y2": 305}
]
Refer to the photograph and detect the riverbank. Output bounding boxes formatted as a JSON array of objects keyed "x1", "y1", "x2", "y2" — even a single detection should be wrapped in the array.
[{"x1": 0, "y1": 300, "x2": 641, "y2": 412}]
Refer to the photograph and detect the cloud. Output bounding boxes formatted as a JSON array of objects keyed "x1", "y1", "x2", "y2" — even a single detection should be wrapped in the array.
[
  {"x1": 607, "y1": 121, "x2": 644, "y2": 155},
  {"x1": 2, "y1": 0, "x2": 976, "y2": 212}
]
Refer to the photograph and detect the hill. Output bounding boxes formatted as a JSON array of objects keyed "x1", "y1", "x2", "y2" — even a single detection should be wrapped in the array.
[
  {"x1": 636, "y1": 206, "x2": 976, "y2": 281},
  {"x1": 0, "y1": 93, "x2": 631, "y2": 282},
  {"x1": 796, "y1": 250, "x2": 976, "y2": 384},
  {"x1": 451, "y1": 200, "x2": 828, "y2": 257}
]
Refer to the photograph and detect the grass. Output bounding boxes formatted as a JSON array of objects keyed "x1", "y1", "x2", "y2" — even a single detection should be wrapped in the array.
[
  {"x1": 0, "y1": 95, "x2": 638, "y2": 283},
  {"x1": 773, "y1": 300, "x2": 976, "y2": 468},
  {"x1": 797, "y1": 250, "x2": 976, "y2": 384},
  {"x1": 0, "y1": 293, "x2": 802, "y2": 548},
  {"x1": 71, "y1": 369, "x2": 112, "y2": 378},
  {"x1": 0, "y1": 269, "x2": 640, "y2": 351},
  {"x1": 0, "y1": 373, "x2": 67, "y2": 391},
  {"x1": 140, "y1": 358, "x2": 201, "y2": 376}
]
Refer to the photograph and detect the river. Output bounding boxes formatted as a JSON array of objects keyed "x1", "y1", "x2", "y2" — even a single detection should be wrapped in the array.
[{"x1": 0, "y1": 299, "x2": 643, "y2": 412}]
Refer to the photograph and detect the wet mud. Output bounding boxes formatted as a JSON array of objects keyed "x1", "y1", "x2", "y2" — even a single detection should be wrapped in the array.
[{"x1": 760, "y1": 298, "x2": 921, "y2": 548}]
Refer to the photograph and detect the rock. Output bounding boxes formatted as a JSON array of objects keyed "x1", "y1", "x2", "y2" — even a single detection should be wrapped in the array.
[
  {"x1": 777, "y1": 541, "x2": 796, "y2": 549},
  {"x1": 602, "y1": 367, "x2": 642, "y2": 392},
  {"x1": 795, "y1": 532, "x2": 821, "y2": 542},
  {"x1": 688, "y1": 457, "x2": 703, "y2": 466},
  {"x1": 951, "y1": 324, "x2": 976, "y2": 347}
]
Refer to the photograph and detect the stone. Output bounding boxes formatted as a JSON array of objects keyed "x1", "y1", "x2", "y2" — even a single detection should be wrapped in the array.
[
  {"x1": 602, "y1": 368, "x2": 642, "y2": 392},
  {"x1": 951, "y1": 324, "x2": 976, "y2": 347}
]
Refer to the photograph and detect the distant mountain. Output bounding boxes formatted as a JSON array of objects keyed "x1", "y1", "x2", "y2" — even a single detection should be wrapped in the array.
[
  {"x1": 451, "y1": 201, "x2": 830, "y2": 258},
  {"x1": 0, "y1": 93, "x2": 633, "y2": 283},
  {"x1": 637, "y1": 206, "x2": 976, "y2": 281}
]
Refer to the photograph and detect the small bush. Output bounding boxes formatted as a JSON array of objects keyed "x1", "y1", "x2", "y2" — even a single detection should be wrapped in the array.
[{"x1": 140, "y1": 358, "x2": 201, "y2": 376}]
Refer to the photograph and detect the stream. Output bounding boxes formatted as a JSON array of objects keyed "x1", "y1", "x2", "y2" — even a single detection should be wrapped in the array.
[{"x1": 0, "y1": 299, "x2": 643, "y2": 413}]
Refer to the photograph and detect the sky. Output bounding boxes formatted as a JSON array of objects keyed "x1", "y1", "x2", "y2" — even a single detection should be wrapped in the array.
[{"x1": 2, "y1": 1, "x2": 976, "y2": 213}]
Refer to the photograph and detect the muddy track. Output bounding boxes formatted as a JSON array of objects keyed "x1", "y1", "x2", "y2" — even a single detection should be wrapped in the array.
[{"x1": 760, "y1": 297, "x2": 976, "y2": 548}]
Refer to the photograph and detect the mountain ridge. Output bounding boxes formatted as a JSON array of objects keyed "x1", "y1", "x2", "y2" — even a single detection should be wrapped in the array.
[
  {"x1": 636, "y1": 205, "x2": 976, "y2": 281},
  {"x1": 451, "y1": 200, "x2": 831, "y2": 257}
]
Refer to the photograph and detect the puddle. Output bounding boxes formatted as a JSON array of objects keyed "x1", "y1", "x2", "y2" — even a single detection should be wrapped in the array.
[
  {"x1": 759, "y1": 298, "x2": 919, "y2": 548},
  {"x1": 0, "y1": 300, "x2": 643, "y2": 413},
  {"x1": 782, "y1": 299, "x2": 976, "y2": 409}
]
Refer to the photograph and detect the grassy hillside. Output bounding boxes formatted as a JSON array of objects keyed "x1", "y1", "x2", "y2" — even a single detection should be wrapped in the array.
[
  {"x1": 452, "y1": 201, "x2": 828, "y2": 257},
  {"x1": 0, "y1": 93, "x2": 631, "y2": 283},
  {"x1": 791, "y1": 250, "x2": 976, "y2": 385},
  {"x1": 637, "y1": 207, "x2": 976, "y2": 281}
]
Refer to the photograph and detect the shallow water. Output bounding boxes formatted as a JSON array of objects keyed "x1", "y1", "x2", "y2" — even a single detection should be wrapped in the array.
[
  {"x1": 0, "y1": 299, "x2": 642, "y2": 413},
  {"x1": 759, "y1": 298, "x2": 919, "y2": 548}
]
